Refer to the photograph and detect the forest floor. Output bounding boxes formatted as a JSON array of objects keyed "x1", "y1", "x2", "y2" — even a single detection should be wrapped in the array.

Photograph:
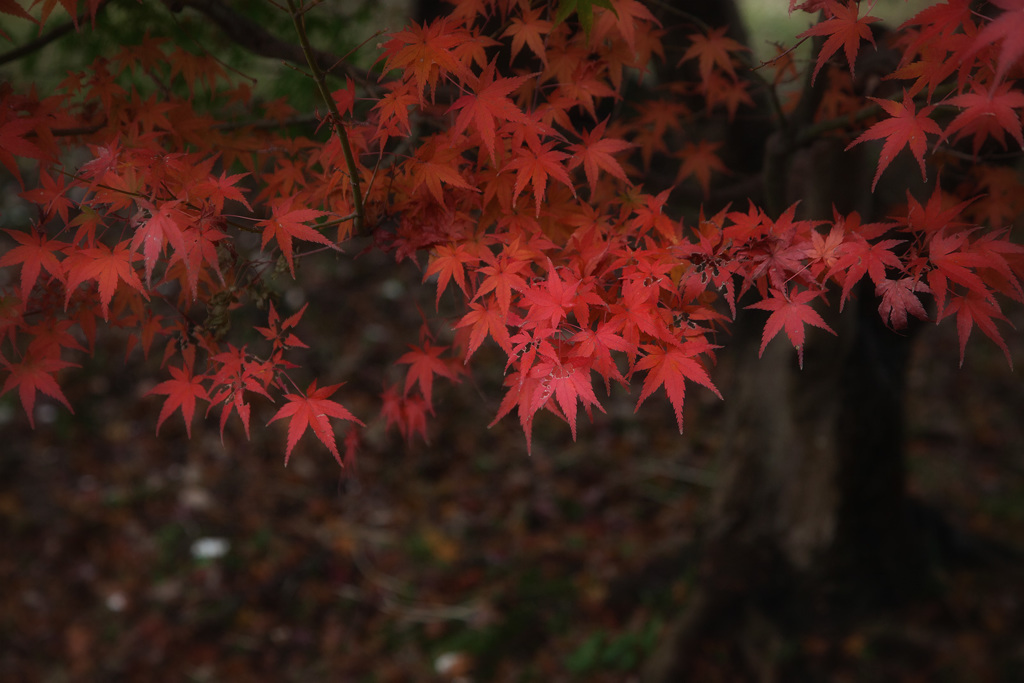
[{"x1": 2, "y1": 247, "x2": 1023, "y2": 682}]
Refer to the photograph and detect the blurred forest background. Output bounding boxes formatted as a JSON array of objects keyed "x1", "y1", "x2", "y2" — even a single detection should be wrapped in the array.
[{"x1": 1, "y1": 0, "x2": 1023, "y2": 680}]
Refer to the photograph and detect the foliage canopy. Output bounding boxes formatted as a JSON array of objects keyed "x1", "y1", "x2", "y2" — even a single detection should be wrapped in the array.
[{"x1": 1, "y1": 0, "x2": 1022, "y2": 462}]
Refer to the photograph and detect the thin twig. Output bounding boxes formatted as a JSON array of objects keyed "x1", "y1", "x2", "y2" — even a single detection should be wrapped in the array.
[{"x1": 287, "y1": 0, "x2": 365, "y2": 234}]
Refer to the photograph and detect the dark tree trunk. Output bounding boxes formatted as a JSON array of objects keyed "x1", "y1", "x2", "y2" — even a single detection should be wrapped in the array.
[
  {"x1": 643, "y1": 292, "x2": 928, "y2": 680},
  {"x1": 641, "y1": 6, "x2": 938, "y2": 678}
]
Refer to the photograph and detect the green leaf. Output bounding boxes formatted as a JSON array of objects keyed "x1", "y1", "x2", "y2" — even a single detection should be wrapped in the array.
[{"x1": 553, "y1": 0, "x2": 617, "y2": 37}]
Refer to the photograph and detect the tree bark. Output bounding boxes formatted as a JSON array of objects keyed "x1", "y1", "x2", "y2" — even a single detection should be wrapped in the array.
[
  {"x1": 642, "y1": 10, "x2": 933, "y2": 676},
  {"x1": 643, "y1": 294, "x2": 924, "y2": 681}
]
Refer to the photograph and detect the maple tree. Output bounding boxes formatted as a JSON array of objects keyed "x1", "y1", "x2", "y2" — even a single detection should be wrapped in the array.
[
  {"x1": 0, "y1": 0, "x2": 1021, "y2": 470},
  {"x1": 3, "y1": 0, "x2": 1024, "y2": 678}
]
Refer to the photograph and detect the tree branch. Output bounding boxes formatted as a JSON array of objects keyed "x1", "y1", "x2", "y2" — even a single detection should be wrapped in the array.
[
  {"x1": 286, "y1": 0, "x2": 364, "y2": 234},
  {"x1": 166, "y1": 0, "x2": 374, "y2": 87},
  {"x1": 0, "y1": 0, "x2": 112, "y2": 67}
]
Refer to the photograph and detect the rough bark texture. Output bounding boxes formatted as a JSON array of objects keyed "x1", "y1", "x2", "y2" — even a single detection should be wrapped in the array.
[
  {"x1": 642, "y1": 289, "x2": 927, "y2": 681},
  {"x1": 643, "y1": 12, "x2": 933, "y2": 676}
]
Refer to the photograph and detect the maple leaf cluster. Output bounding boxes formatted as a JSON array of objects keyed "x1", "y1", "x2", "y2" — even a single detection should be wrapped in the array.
[{"x1": 0, "y1": 0, "x2": 1022, "y2": 462}]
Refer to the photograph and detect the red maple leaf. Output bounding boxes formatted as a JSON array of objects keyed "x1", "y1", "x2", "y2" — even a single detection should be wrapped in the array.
[
  {"x1": 132, "y1": 199, "x2": 189, "y2": 287},
  {"x1": 522, "y1": 262, "x2": 578, "y2": 329},
  {"x1": 969, "y1": 0, "x2": 1024, "y2": 85},
  {"x1": 0, "y1": 0, "x2": 35, "y2": 23},
  {"x1": 846, "y1": 91, "x2": 941, "y2": 191},
  {"x1": 506, "y1": 140, "x2": 576, "y2": 217},
  {"x1": 896, "y1": 0, "x2": 972, "y2": 63},
  {"x1": 455, "y1": 300, "x2": 513, "y2": 360},
  {"x1": 571, "y1": 321, "x2": 635, "y2": 391},
  {"x1": 255, "y1": 302, "x2": 309, "y2": 350},
  {"x1": 527, "y1": 357, "x2": 604, "y2": 441},
  {"x1": 409, "y1": 140, "x2": 478, "y2": 205},
  {"x1": 926, "y1": 230, "x2": 991, "y2": 315},
  {"x1": 380, "y1": 384, "x2": 431, "y2": 443},
  {"x1": 425, "y1": 243, "x2": 480, "y2": 307},
  {"x1": 397, "y1": 341, "x2": 460, "y2": 406},
  {"x1": 679, "y1": 26, "x2": 748, "y2": 83},
  {"x1": 799, "y1": 0, "x2": 879, "y2": 85},
  {"x1": 944, "y1": 291, "x2": 1014, "y2": 368},
  {"x1": 267, "y1": 380, "x2": 364, "y2": 466},
  {"x1": 380, "y1": 17, "x2": 472, "y2": 103},
  {"x1": 566, "y1": 118, "x2": 633, "y2": 195},
  {"x1": 674, "y1": 140, "x2": 727, "y2": 197},
  {"x1": 1, "y1": 352, "x2": 76, "y2": 428},
  {"x1": 831, "y1": 234, "x2": 904, "y2": 309},
  {"x1": 900, "y1": 188, "x2": 973, "y2": 235},
  {"x1": 631, "y1": 340, "x2": 721, "y2": 433},
  {"x1": 373, "y1": 81, "x2": 419, "y2": 148},
  {"x1": 20, "y1": 171, "x2": 74, "y2": 223},
  {"x1": 0, "y1": 228, "x2": 67, "y2": 301},
  {"x1": 790, "y1": 0, "x2": 831, "y2": 12},
  {"x1": 257, "y1": 199, "x2": 335, "y2": 277},
  {"x1": 448, "y1": 61, "x2": 529, "y2": 162},
  {"x1": 746, "y1": 288, "x2": 836, "y2": 368},
  {"x1": 167, "y1": 218, "x2": 229, "y2": 300},
  {"x1": 473, "y1": 248, "x2": 530, "y2": 316},
  {"x1": 0, "y1": 115, "x2": 46, "y2": 184},
  {"x1": 63, "y1": 240, "x2": 148, "y2": 321},
  {"x1": 207, "y1": 346, "x2": 275, "y2": 441},
  {"x1": 940, "y1": 83, "x2": 1024, "y2": 154},
  {"x1": 147, "y1": 363, "x2": 210, "y2": 438},
  {"x1": 194, "y1": 170, "x2": 252, "y2": 214},
  {"x1": 876, "y1": 277, "x2": 930, "y2": 329},
  {"x1": 502, "y1": 6, "x2": 552, "y2": 65}
]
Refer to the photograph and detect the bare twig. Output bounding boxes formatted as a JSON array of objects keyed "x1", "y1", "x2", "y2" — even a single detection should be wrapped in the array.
[
  {"x1": 286, "y1": 0, "x2": 365, "y2": 234},
  {"x1": 166, "y1": 0, "x2": 376, "y2": 90}
]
